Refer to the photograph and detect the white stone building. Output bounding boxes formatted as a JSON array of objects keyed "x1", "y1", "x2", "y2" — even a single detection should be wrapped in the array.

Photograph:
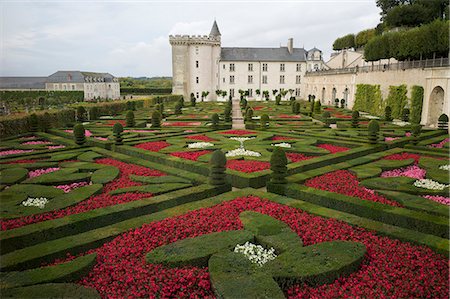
[{"x1": 170, "y1": 21, "x2": 326, "y2": 101}]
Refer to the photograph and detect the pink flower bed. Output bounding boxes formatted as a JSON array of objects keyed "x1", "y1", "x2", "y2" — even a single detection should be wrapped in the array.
[
  {"x1": 305, "y1": 170, "x2": 402, "y2": 207},
  {"x1": 381, "y1": 165, "x2": 426, "y2": 180},
  {"x1": 64, "y1": 129, "x2": 93, "y2": 137},
  {"x1": 185, "y1": 135, "x2": 216, "y2": 142},
  {"x1": 94, "y1": 137, "x2": 108, "y2": 141},
  {"x1": 383, "y1": 153, "x2": 421, "y2": 164},
  {"x1": 0, "y1": 149, "x2": 34, "y2": 156},
  {"x1": 28, "y1": 167, "x2": 60, "y2": 178},
  {"x1": 20, "y1": 136, "x2": 37, "y2": 140},
  {"x1": 423, "y1": 195, "x2": 450, "y2": 206},
  {"x1": 385, "y1": 137, "x2": 400, "y2": 142},
  {"x1": 124, "y1": 130, "x2": 158, "y2": 133},
  {"x1": 22, "y1": 141, "x2": 52, "y2": 145},
  {"x1": 48, "y1": 196, "x2": 448, "y2": 299},
  {"x1": 317, "y1": 144, "x2": 350, "y2": 154},
  {"x1": 219, "y1": 130, "x2": 256, "y2": 135},
  {"x1": 55, "y1": 182, "x2": 90, "y2": 193},
  {"x1": 134, "y1": 141, "x2": 171, "y2": 152},
  {"x1": 286, "y1": 153, "x2": 314, "y2": 163},
  {"x1": 162, "y1": 122, "x2": 201, "y2": 127},
  {"x1": 48, "y1": 145, "x2": 66, "y2": 150},
  {"x1": 429, "y1": 138, "x2": 449, "y2": 149},
  {"x1": 103, "y1": 120, "x2": 126, "y2": 127},
  {"x1": 169, "y1": 150, "x2": 212, "y2": 161},
  {"x1": 226, "y1": 160, "x2": 270, "y2": 173}
]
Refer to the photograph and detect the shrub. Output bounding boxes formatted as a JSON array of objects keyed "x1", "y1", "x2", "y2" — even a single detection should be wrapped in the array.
[
  {"x1": 179, "y1": 97, "x2": 184, "y2": 107},
  {"x1": 260, "y1": 114, "x2": 269, "y2": 129},
  {"x1": 438, "y1": 114, "x2": 448, "y2": 130},
  {"x1": 29, "y1": 114, "x2": 38, "y2": 132},
  {"x1": 411, "y1": 124, "x2": 421, "y2": 145},
  {"x1": 241, "y1": 98, "x2": 248, "y2": 110},
  {"x1": 270, "y1": 147, "x2": 287, "y2": 184},
  {"x1": 353, "y1": 84, "x2": 383, "y2": 116},
  {"x1": 322, "y1": 111, "x2": 331, "y2": 128},
  {"x1": 42, "y1": 112, "x2": 51, "y2": 132},
  {"x1": 76, "y1": 106, "x2": 87, "y2": 122},
  {"x1": 73, "y1": 124, "x2": 86, "y2": 145},
  {"x1": 402, "y1": 108, "x2": 410, "y2": 122},
  {"x1": 386, "y1": 85, "x2": 408, "y2": 119},
  {"x1": 113, "y1": 123, "x2": 124, "y2": 145},
  {"x1": 368, "y1": 120, "x2": 380, "y2": 144},
  {"x1": 89, "y1": 107, "x2": 99, "y2": 120},
  {"x1": 190, "y1": 93, "x2": 196, "y2": 107},
  {"x1": 340, "y1": 99, "x2": 345, "y2": 108},
  {"x1": 151, "y1": 110, "x2": 162, "y2": 128},
  {"x1": 174, "y1": 102, "x2": 182, "y2": 115},
  {"x1": 351, "y1": 111, "x2": 360, "y2": 128},
  {"x1": 384, "y1": 106, "x2": 393, "y2": 122},
  {"x1": 211, "y1": 113, "x2": 220, "y2": 128},
  {"x1": 126, "y1": 111, "x2": 135, "y2": 127},
  {"x1": 309, "y1": 97, "x2": 315, "y2": 116},
  {"x1": 410, "y1": 86, "x2": 424, "y2": 124},
  {"x1": 334, "y1": 98, "x2": 339, "y2": 108},
  {"x1": 314, "y1": 101, "x2": 322, "y2": 114},
  {"x1": 245, "y1": 108, "x2": 254, "y2": 122},
  {"x1": 275, "y1": 95, "x2": 282, "y2": 105},
  {"x1": 209, "y1": 150, "x2": 227, "y2": 185},
  {"x1": 224, "y1": 106, "x2": 232, "y2": 122},
  {"x1": 293, "y1": 102, "x2": 300, "y2": 114}
]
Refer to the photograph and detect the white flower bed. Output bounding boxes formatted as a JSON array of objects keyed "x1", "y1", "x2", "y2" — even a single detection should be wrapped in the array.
[
  {"x1": 22, "y1": 197, "x2": 48, "y2": 209},
  {"x1": 271, "y1": 143, "x2": 292, "y2": 148},
  {"x1": 226, "y1": 148, "x2": 261, "y2": 157},
  {"x1": 229, "y1": 137, "x2": 255, "y2": 142},
  {"x1": 414, "y1": 179, "x2": 449, "y2": 190},
  {"x1": 187, "y1": 142, "x2": 214, "y2": 149},
  {"x1": 392, "y1": 120, "x2": 409, "y2": 127},
  {"x1": 234, "y1": 242, "x2": 277, "y2": 267},
  {"x1": 439, "y1": 164, "x2": 450, "y2": 171},
  {"x1": 252, "y1": 116, "x2": 261, "y2": 120},
  {"x1": 364, "y1": 115, "x2": 380, "y2": 119}
]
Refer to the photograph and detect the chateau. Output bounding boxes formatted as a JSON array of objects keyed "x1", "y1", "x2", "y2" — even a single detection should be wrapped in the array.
[{"x1": 170, "y1": 21, "x2": 326, "y2": 101}]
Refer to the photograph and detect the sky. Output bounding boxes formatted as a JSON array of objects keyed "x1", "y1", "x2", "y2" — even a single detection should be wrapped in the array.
[{"x1": 0, "y1": 0, "x2": 381, "y2": 77}]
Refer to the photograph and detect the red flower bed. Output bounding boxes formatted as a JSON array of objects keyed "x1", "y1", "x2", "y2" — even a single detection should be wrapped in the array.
[
  {"x1": 185, "y1": 135, "x2": 215, "y2": 142},
  {"x1": 0, "y1": 159, "x2": 165, "y2": 231},
  {"x1": 2, "y1": 159, "x2": 39, "y2": 164},
  {"x1": 103, "y1": 120, "x2": 126, "y2": 127},
  {"x1": 271, "y1": 136, "x2": 294, "y2": 141},
  {"x1": 162, "y1": 122, "x2": 201, "y2": 127},
  {"x1": 317, "y1": 143, "x2": 350, "y2": 154},
  {"x1": 277, "y1": 114, "x2": 301, "y2": 119},
  {"x1": 170, "y1": 150, "x2": 212, "y2": 161},
  {"x1": 333, "y1": 114, "x2": 352, "y2": 119},
  {"x1": 219, "y1": 130, "x2": 256, "y2": 136},
  {"x1": 286, "y1": 153, "x2": 314, "y2": 163},
  {"x1": 383, "y1": 152, "x2": 421, "y2": 164},
  {"x1": 253, "y1": 106, "x2": 264, "y2": 111},
  {"x1": 305, "y1": 170, "x2": 402, "y2": 207},
  {"x1": 135, "y1": 141, "x2": 171, "y2": 152},
  {"x1": 50, "y1": 196, "x2": 447, "y2": 298},
  {"x1": 226, "y1": 160, "x2": 270, "y2": 173}
]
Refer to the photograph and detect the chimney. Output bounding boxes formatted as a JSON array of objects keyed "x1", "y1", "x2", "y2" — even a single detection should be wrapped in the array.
[{"x1": 287, "y1": 38, "x2": 293, "y2": 54}]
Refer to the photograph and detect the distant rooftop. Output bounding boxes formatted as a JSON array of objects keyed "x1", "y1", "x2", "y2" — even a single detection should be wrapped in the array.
[
  {"x1": 0, "y1": 77, "x2": 47, "y2": 90},
  {"x1": 221, "y1": 47, "x2": 308, "y2": 62}
]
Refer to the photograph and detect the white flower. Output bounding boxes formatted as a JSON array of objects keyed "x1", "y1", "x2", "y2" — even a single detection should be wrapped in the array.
[
  {"x1": 414, "y1": 179, "x2": 449, "y2": 190},
  {"x1": 22, "y1": 197, "x2": 48, "y2": 209},
  {"x1": 439, "y1": 165, "x2": 450, "y2": 171},
  {"x1": 187, "y1": 142, "x2": 214, "y2": 149},
  {"x1": 272, "y1": 142, "x2": 292, "y2": 148},
  {"x1": 234, "y1": 242, "x2": 277, "y2": 267},
  {"x1": 252, "y1": 116, "x2": 261, "y2": 120},
  {"x1": 365, "y1": 115, "x2": 380, "y2": 119},
  {"x1": 392, "y1": 120, "x2": 409, "y2": 126},
  {"x1": 226, "y1": 148, "x2": 261, "y2": 157},
  {"x1": 229, "y1": 137, "x2": 255, "y2": 142}
]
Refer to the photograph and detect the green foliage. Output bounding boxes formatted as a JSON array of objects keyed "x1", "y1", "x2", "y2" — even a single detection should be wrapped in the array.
[
  {"x1": 270, "y1": 147, "x2": 288, "y2": 184},
  {"x1": 384, "y1": 2, "x2": 444, "y2": 28},
  {"x1": 245, "y1": 108, "x2": 254, "y2": 122},
  {"x1": 260, "y1": 114, "x2": 270, "y2": 129},
  {"x1": 224, "y1": 106, "x2": 232, "y2": 122},
  {"x1": 151, "y1": 110, "x2": 162, "y2": 128},
  {"x1": 351, "y1": 110, "x2": 360, "y2": 128},
  {"x1": 174, "y1": 102, "x2": 182, "y2": 115},
  {"x1": 109, "y1": 183, "x2": 191, "y2": 196},
  {"x1": 353, "y1": 84, "x2": 383, "y2": 115},
  {"x1": 410, "y1": 86, "x2": 424, "y2": 124},
  {"x1": 0, "y1": 168, "x2": 28, "y2": 185},
  {"x1": 29, "y1": 114, "x2": 38, "y2": 132},
  {"x1": 275, "y1": 94, "x2": 282, "y2": 105},
  {"x1": 89, "y1": 106, "x2": 99, "y2": 120},
  {"x1": 438, "y1": 113, "x2": 448, "y2": 130},
  {"x1": 402, "y1": 108, "x2": 410, "y2": 122},
  {"x1": 333, "y1": 34, "x2": 355, "y2": 50},
  {"x1": 41, "y1": 112, "x2": 51, "y2": 132},
  {"x1": 293, "y1": 102, "x2": 300, "y2": 114},
  {"x1": 314, "y1": 101, "x2": 322, "y2": 114},
  {"x1": 209, "y1": 150, "x2": 227, "y2": 185},
  {"x1": 355, "y1": 28, "x2": 376, "y2": 48},
  {"x1": 76, "y1": 106, "x2": 87, "y2": 122},
  {"x1": 411, "y1": 124, "x2": 422, "y2": 145},
  {"x1": 322, "y1": 111, "x2": 331, "y2": 127},
  {"x1": 384, "y1": 106, "x2": 393, "y2": 121},
  {"x1": 386, "y1": 85, "x2": 408, "y2": 119},
  {"x1": 126, "y1": 101, "x2": 136, "y2": 111},
  {"x1": 112, "y1": 123, "x2": 123, "y2": 145},
  {"x1": 126, "y1": 110, "x2": 135, "y2": 127},
  {"x1": 190, "y1": 93, "x2": 196, "y2": 107},
  {"x1": 73, "y1": 124, "x2": 86, "y2": 145},
  {"x1": 211, "y1": 113, "x2": 220, "y2": 128},
  {"x1": 1, "y1": 283, "x2": 100, "y2": 298},
  {"x1": 368, "y1": 120, "x2": 380, "y2": 144}
]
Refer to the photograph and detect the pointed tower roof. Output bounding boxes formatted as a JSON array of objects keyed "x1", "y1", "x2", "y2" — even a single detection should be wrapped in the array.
[{"x1": 209, "y1": 20, "x2": 221, "y2": 37}]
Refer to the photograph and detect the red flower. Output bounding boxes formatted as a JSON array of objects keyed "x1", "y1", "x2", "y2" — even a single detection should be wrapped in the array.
[
  {"x1": 135, "y1": 141, "x2": 171, "y2": 152},
  {"x1": 103, "y1": 120, "x2": 127, "y2": 127},
  {"x1": 286, "y1": 153, "x2": 314, "y2": 163},
  {"x1": 305, "y1": 170, "x2": 402, "y2": 207},
  {"x1": 277, "y1": 114, "x2": 301, "y2": 119},
  {"x1": 271, "y1": 136, "x2": 294, "y2": 141},
  {"x1": 226, "y1": 160, "x2": 270, "y2": 173},
  {"x1": 383, "y1": 153, "x2": 421, "y2": 164},
  {"x1": 170, "y1": 150, "x2": 212, "y2": 161},
  {"x1": 185, "y1": 135, "x2": 216, "y2": 142},
  {"x1": 219, "y1": 130, "x2": 256, "y2": 136},
  {"x1": 317, "y1": 144, "x2": 350, "y2": 154}
]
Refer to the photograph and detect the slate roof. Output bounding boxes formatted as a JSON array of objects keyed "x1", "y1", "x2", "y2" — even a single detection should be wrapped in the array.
[
  {"x1": 47, "y1": 71, "x2": 116, "y2": 83},
  {"x1": 220, "y1": 47, "x2": 307, "y2": 62},
  {"x1": 210, "y1": 20, "x2": 221, "y2": 37},
  {"x1": 0, "y1": 77, "x2": 47, "y2": 89}
]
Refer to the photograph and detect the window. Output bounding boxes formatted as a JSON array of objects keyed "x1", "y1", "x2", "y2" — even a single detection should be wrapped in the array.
[
  {"x1": 223, "y1": 77, "x2": 225, "y2": 83},
  {"x1": 230, "y1": 75, "x2": 235, "y2": 84},
  {"x1": 280, "y1": 63, "x2": 285, "y2": 72},
  {"x1": 248, "y1": 89, "x2": 253, "y2": 97},
  {"x1": 314, "y1": 64, "x2": 319, "y2": 71},
  {"x1": 196, "y1": 92, "x2": 199, "y2": 99},
  {"x1": 63, "y1": 84, "x2": 67, "y2": 90},
  {"x1": 295, "y1": 88, "x2": 301, "y2": 96},
  {"x1": 223, "y1": 64, "x2": 225, "y2": 69},
  {"x1": 280, "y1": 75, "x2": 285, "y2": 84},
  {"x1": 296, "y1": 63, "x2": 301, "y2": 72},
  {"x1": 195, "y1": 46, "x2": 199, "y2": 55},
  {"x1": 72, "y1": 85, "x2": 75, "y2": 90},
  {"x1": 296, "y1": 75, "x2": 301, "y2": 84},
  {"x1": 248, "y1": 75, "x2": 253, "y2": 84},
  {"x1": 262, "y1": 63, "x2": 268, "y2": 71},
  {"x1": 54, "y1": 84, "x2": 59, "y2": 90},
  {"x1": 196, "y1": 77, "x2": 199, "y2": 84},
  {"x1": 230, "y1": 89, "x2": 235, "y2": 98},
  {"x1": 230, "y1": 63, "x2": 235, "y2": 72},
  {"x1": 196, "y1": 61, "x2": 199, "y2": 68},
  {"x1": 248, "y1": 63, "x2": 253, "y2": 71},
  {"x1": 262, "y1": 75, "x2": 268, "y2": 84}
]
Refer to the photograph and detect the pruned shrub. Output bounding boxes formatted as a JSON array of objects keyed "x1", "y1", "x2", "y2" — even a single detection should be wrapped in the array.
[
  {"x1": 211, "y1": 113, "x2": 220, "y2": 129},
  {"x1": 438, "y1": 114, "x2": 448, "y2": 130},
  {"x1": 42, "y1": 112, "x2": 51, "y2": 132},
  {"x1": 76, "y1": 106, "x2": 87, "y2": 122},
  {"x1": 368, "y1": 120, "x2": 380, "y2": 144},
  {"x1": 29, "y1": 113, "x2": 38, "y2": 132},
  {"x1": 270, "y1": 147, "x2": 287, "y2": 184},
  {"x1": 260, "y1": 114, "x2": 269, "y2": 129},
  {"x1": 385, "y1": 106, "x2": 393, "y2": 122},
  {"x1": 209, "y1": 150, "x2": 227, "y2": 185},
  {"x1": 224, "y1": 106, "x2": 232, "y2": 122},
  {"x1": 113, "y1": 123, "x2": 124, "y2": 145},
  {"x1": 314, "y1": 101, "x2": 322, "y2": 114},
  {"x1": 151, "y1": 110, "x2": 162, "y2": 128},
  {"x1": 126, "y1": 110, "x2": 135, "y2": 127},
  {"x1": 322, "y1": 111, "x2": 331, "y2": 128},
  {"x1": 411, "y1": 124, "x2": 421, "y2": 145},
  {"x1": 73, "y1": 124, "x2": 86, "y2": 145},
  {"x1": 351, "y1": 111, "x2": 360, "y2": 128},
  {"x1": 175, "y1": 102, "x2": 182, "y2": 115},
  {"x1": 402, "y1": 108, "x2": 410, "y2": 122}
]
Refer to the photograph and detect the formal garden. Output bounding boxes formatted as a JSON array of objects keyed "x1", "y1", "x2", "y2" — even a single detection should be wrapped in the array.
[{"x1": 0, "y1": 95, "x2": 448, "y2": 298}]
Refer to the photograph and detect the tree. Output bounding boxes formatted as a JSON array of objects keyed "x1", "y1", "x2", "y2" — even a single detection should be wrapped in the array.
[
  {"x1": 438, "y1": 114, "x2": 448, "y2": 130},
  {"x1": 73, "y1": 124, "x2": 86, "y2": 145},
  {"x1": 29, "y1": 113, "x2": 38, "y2": 132},
  {"x1": 151, "y1": 110, "x2": 162, "y2": 128},
  {"x1": 190, "y1": 93, "x2": 196, "y2": 107},
  {"x1": 263, "y1": 90, "x2": 270, "y2": 101},
  {"x1": 76, "y1": 106, "x2": 87, "y2": 122},
  {"x1": 245, "y1": 108, "x2": 254, "y2": 122},
  {"x1": 89, "y1": 107, "x2": 99, "y2": 120},
  {"x1": 209, "y1": 150, "x2": 227, "y2": 185},
  {"x1": 322, "y1": 111, "x2": 331, "y2": 128},
  {"x1": 334, "y1": 98, "x2": 340, "y2": 108},
  {"x1": 376, "y1": 0, "x2": 409, "y2": 20},
  {"x1": 351, "y1": 111, "x2": 360, "y2": 128},
  {"x1": 355, "y1": 28, "x2": 376, "y2": 48},
  {"x1": 256, "y1": 89, "x2": 261, "y2": 96},
  {"x1": 270, "y1": 147, "x2": 288, "y2": 184},
  {"x1": 368, "y1": 120, "x2": 380, "y2": 144},
  {"x1": 410, "y1": 86, "x2": 424, "y2": 124},
  {"x1": 113, "y1": 123, "x2": 124, "y2": 145},
  {"x1": 293, "y1": 102, "x2": 300, "y2": 114},
  {"x1": 310, "y1": 97, "x2": 315, "y2": 116},
  {"x1": 340, "y1": 99, "x2": 346, "y2": 108},
  {"x1": 272, "y1": 89, "x2": 278, "y2": 96},
  {"x1": 275, "y1": 94, "x2": 282, "y2": 105},
  {"x1": 126, "y1": 110, "x2": 135, "y2": 127},
  {"x1": 314, "y1": 101, "x2": 322, "y2": 114},
  {"x1": 385, "y1": 106, "x2": 393, "y2": 121},
  {"x1": 211, "y1": 113, "x2": 220, "y2": 129},
  {"x1": 333, "y1": 34, "x2": 355, "y2": 50},
  {"x1": 385, "y1": 2, "x2": 443, "y2": 28},
  {"x1": 260, "y1": 114, "x2": 269, "y2": 129}
]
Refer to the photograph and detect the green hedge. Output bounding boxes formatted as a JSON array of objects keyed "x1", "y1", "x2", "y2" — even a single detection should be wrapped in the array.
[
  {"x1": 410, "y1": 85, "x2": 424, "y2": 124},
  {"x1": 120, "y1": 87, "x2": 172, "y2": 95},
  {"x1": 0, "y1": 91, "x2": 84, "y2": 106},
  {"x1": 385, "y1": 85, "x2": 408, "y2": 119},
  {"x1": 1, "y1": 283, "x2": 99, "y2": 298},
  {"x1": 353, "y1": 84, "x2": 383, "y2": 116}
]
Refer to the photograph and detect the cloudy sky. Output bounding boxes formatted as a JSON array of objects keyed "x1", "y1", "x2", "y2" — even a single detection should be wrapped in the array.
[{"x1": 1, "y1": 0, "x2": 381, "y2": 77}]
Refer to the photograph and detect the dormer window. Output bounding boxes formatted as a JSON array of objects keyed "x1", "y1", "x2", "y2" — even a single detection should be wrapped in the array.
[{"x1": 67, "y1": 74, "x2": 72, "y2": 81}]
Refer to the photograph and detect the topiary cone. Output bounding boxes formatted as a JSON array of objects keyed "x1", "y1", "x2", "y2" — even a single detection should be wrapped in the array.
[
  {"x1": 73, "y1": 124, "x2": 86, "y2": 145},
  {"x1": 151, "y1": 110, "x2": 162, "y2": 128},
  {"x1": 368, "y1": 120, "x2": 380, "y2": 144},
  {"x1": 113, "y1": 123, "x2": 123, "y2": 145},
  {"x1": 351, "y1": 111, "x2": 360, "y2": 128},
  {"x1": 209, "y1": 150, "x2": 227, "y2": 185},
  {"x1": 126, "y1": 111, "x2": 135, "y2": 127},
  {"x1": 270, "y1": 147, "x2": 288, "y2": 184},
  {"x1": 29, "y1": 113, "x2": 39, "y2": 132}
]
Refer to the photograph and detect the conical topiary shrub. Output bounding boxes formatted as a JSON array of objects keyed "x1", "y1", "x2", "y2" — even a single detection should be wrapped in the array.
[
  {"x1": 113, "y1": 123, "x2": 124, "y2": 145},
  {"x1": 175, "y1": 102, "x2": 182, "y2": 115},
  {"x1": 211, "y1": 113, "x2": 220, "y2": 129},
  {"x1": 245, "y1": 108, "x2": 254, "y2": 122},
  {"x1": 294, "y1": 102, "x2": 300, "y2": 114},
  {"x1": 76, "y1": 106, "x2": 87, "y2": 122},
  {"x1": 351, "y1": 111, "x2": 360, "y2": 128},
  {"x1": 322, "y1": 111, "x2": 331, "y2": 128},
  {"x1": 42, "y1": 112, "x2": 51, "y2": 132},
  {"x1": 209, "y1": 150, "x2": 227, "y2": 186},
  {"x1": 385, "y1": 106, "x2": 393, "y2": 122},
  {"x1": 368, "y1": 120, "x2": 380, "y2": 144},
  {"x1": 260, "y1": 114, "x2": 269, "y2": 129},
  {"x1": 411, "y1": 124, "x2": 421, "y2": 145},
  {"x1": 438, "y1": 114, "x2": 448, "y2": 130},
  {"x1": 314, "y1": 101, "x2": 322, "y2": 114},
  {"x1": 126, "y1": 110, "x2": 135, "y2": 127},
  {"x1": 89, "y1": 107, "x2": 99, "y2": 120},
  {"x1": 29, "y1": 113, "x2": 39, "y2": 132},
  {"x1": 224, "y1": 106, "x2": 232, "y2": 122},
  {"x1": 73, "y1": 124, "x2": 86, "y2": 145},
  {"x1": 270, "y1": 147, "x2": 288, "y2": 184},
  {"x1": 151, "y1": 110, "x2": 162, "y2": 128}
]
